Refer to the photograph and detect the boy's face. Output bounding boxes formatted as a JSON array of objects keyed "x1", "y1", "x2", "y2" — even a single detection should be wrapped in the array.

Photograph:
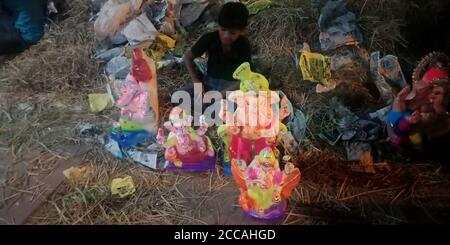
[{"x1": 219, "y1": 26, "x2": 243, "y2": 45}]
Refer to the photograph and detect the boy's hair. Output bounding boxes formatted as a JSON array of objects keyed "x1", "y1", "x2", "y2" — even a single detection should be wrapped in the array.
[{"x1": 218, "y1": 2, "x2": 249, "y2": 30}]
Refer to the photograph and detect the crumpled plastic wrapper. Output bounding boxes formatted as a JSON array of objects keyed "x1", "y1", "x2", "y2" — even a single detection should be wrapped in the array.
[{"x1": 111, "y1": 175, "x2": 136, "y2": 198}]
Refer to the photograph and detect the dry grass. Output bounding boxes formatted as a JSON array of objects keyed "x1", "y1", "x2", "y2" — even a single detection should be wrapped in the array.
[
  {"x1": 247, "y1": 0, "x2": 315, "y2": 84},
  {"x1": 348, "y1": 0, "x2": 408, "y2": 54},
  {"x1": 21, "y1": 145, "x2": 450, "y2": 225},
  {"x1": 282, "y1": 148, "x2": 450, "y2": 224},
  {"x1": 26, "y1": 148, "x2": 236, "y2": 225},
  {"x1": 0, "y1": 90, "x2": 115, "y2": 159},
  {"x1": 27, "y1": 149, "x2": 194, "y2": 225}
]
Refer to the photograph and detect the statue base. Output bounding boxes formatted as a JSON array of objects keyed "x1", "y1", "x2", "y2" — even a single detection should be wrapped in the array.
[
  {"x1": 167, "y1": 156, "x2": 216, "y2": 172},
  {"x1": 245, "y1": 200, "x2": 287, "y2": 221}
]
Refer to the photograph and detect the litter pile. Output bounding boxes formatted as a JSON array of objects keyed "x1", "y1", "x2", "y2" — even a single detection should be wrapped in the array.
[
  {"x1": 297, "y1": 0, "x2": 406, "y2": 97},
  {"x1": 297, "y1": 0, "x2": 450, "y2": 172},
  {"x1": 295, "y1": 0, "x2": 401, "y2": 165},
  {"x1": 86, "y1": 0, "x2": 222, "y2": 170},
  {"x1": 90, "y1": 0, "x2": 209, "y2": 79}
]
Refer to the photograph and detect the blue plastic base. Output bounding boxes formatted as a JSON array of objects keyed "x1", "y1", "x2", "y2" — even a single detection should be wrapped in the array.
[
  {"x1": 167, "y1": 156, "x2": 216, "y2": 172},
  {"x1": 110, "y1": 128, "x2": 155, "y2": 148},
  {"x1": 223, "y1": 161, "x2": 232, "y2": 176}
]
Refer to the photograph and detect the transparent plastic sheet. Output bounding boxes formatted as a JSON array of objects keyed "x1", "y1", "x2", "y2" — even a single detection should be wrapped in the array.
[
  {"x1": 94, "y1": 0, "x2": 143, "y2": 41},
  {"x1": 126, "y1": 143, "x2": 168, "y2": 170},
  {"x1": 318, "y1": 0, "x2": 363, "y2": 51},
  {"x1": 142, "y1": 0, "x2": 168, "y2": 29},
  {"x1": 121, "y1": 13, "x2": 158, "y2": 45},
  {"x1": 106, "y1": 56, "x2": 131, "y2": 79},
  {"x1": 179, "y1": 0, "x2": 209, "y2": 27},
  {"x1": 91, "y1": 46, "x2": 125, "y2": 62},
  {"x1": 370, "y1": 51, "x2": 408, "y2": 104}
]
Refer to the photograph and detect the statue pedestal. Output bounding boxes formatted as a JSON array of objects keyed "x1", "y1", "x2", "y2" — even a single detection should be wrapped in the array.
[
  {"x1": 166, "y1": 155, "x2": 216, "y2": 172},
  {"x1": 246, "y1": 200, "x2": 287, "y2": 221}
]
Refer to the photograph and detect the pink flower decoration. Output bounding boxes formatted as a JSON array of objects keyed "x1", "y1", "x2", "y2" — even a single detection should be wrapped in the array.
[
  {"x1": 273, "y1": 171, "x2": 283, "y2": 185},
  {"x1": 247, "y1": 167, "x2": 258, "y2": 180}
]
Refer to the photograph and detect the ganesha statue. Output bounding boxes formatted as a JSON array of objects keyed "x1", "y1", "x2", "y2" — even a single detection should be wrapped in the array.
[
  {"x1": 157, "y1": 106, "x2": 216, "y2": 171},
  {"x1": 217, "y1": 62, "x2": 292, "y2": 175},
  {"x1": 231, "y1": 147, "x2": 301, "y2": 220},
  {"x1": 113, "y1": 47, "x2": 159, "y2": 133},
  {"x1": 387, "y1": 52, "x2": 450, "y2": 148},
  {"x1": 116, "y1": 73, "x2": 152, "y2": 124}
]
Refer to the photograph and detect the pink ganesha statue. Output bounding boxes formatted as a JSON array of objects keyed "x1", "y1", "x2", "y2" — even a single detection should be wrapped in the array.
[
  {"x1": 157, "y1": 106, "x2": 216, "y2": 171},
  {"x1": 387, "y1": 52, "x2": 450, "y2": 148},
  {"x1": 217, "y1": 62, "x2": 291, "y2": 176},
  {"x1": 231, "y1": 147, "x2": 301, "y2": 220}
]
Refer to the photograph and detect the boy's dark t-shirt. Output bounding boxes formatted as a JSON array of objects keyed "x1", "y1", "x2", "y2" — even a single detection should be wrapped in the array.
[{"x1": 190, "y1": 31, "x2": 251, "y2": 81}]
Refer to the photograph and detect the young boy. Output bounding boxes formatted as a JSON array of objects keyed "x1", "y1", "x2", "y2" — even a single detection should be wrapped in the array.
[
  {"x1": 183, "y1": 2, "x2": 251, "y2": 95},
  {"x1": 181, "y1": 2, "x2": 251, "y2": 175}
]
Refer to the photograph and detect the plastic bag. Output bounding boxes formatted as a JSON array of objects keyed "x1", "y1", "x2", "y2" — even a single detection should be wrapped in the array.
[
  {"x1": 122, "y1": 13, "x2": 158, "y2": 45},
  {"x1": 127, "y1": 143, "x2": 168, "y2": 170},
  {"x1": 91, "y1": 47, "x2": 125, "y2": 62},
  {"x1": 94, "y1": 0, "x2": 143, "y2": 41},
  {"x1": 299, "y1": 49, "x2": 331, "y2": 86},
  {"x1": 318, "y1": 0, "x2": 363, "y2": 51},
  {"x1": 246, "y1": 0, "x2": 272, "y2": 15},
  {"x1": 88, "y1": 93, "x2": 113, "y2": 113},
  {"x1": 110, "y1": 176, "x2": 136, "y2": 198},
  {"x1": 180, "y1": 1, "x2": 209, "y2": 27},
  {"x1": 106, "y1": 56, "x2": 131, "y2": 80},
  {"x1": 142, "y1": 0, "x2": 168, "y2": 29},
  {"x1": 370, "y1": 51, "x2": 396, "y2": 104}
]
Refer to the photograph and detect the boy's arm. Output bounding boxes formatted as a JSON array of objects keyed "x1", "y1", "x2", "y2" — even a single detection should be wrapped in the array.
[
  {"x1": 184, "y1": 33, "x2": 211, "y2": 85},
  {"x1": 184, "y1": 50, "x2": 203, "y2": 85}
]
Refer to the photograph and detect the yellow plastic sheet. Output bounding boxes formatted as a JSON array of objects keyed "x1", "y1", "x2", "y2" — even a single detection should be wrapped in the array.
[
  {"x1": 111, "y1": 176, "x2": 136, "y2": 198},
  {"x1": 147, "y1": 34, "x2": 176, "y2": 61},
  {"x1": 299, "y1": 50, "x2": 331, "y2": 85},
  {"x1": 157, "y1": 34, "x2": 176, "y2": 49},
  {"x1": 88, "y1": 93, "x2": 113, "y2": 113},
  {"x1": 149, "y1": 48, "x2": 164, "y2": 61},
  {"x1": 63, "y1": 166, "x2": 91, "y2": 183},
  {"x1": 247, "y1": 0, "x2": 272, "y2": 15}
]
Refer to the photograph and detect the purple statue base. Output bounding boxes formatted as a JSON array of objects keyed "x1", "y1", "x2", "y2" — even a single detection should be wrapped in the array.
[
  {"x1": 167, "y1": 156, "x2": 216, "y2": 172},
  {"x1": 246, "y1": 200, "x2": 288, "y2": 221}
]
